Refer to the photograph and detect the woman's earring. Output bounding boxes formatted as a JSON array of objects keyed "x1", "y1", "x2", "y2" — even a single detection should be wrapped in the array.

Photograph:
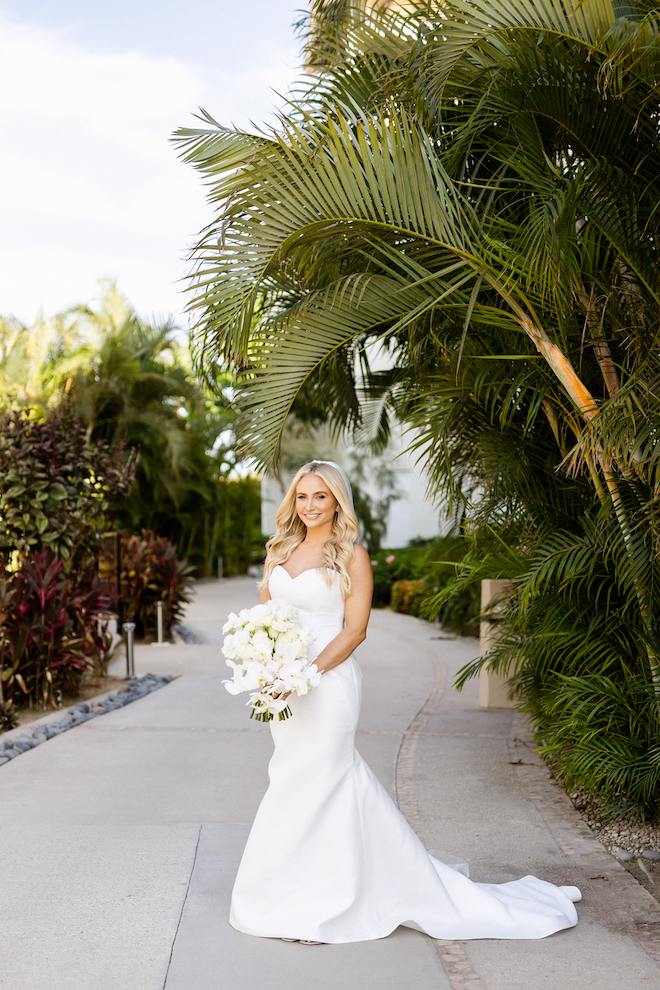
[{"x1": 335, "y1": 507, "x2": 339, "y2": 513}]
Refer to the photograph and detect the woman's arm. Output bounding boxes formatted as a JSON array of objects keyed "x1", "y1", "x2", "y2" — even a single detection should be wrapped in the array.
[
  {"x1": 313, "y1": 545, "x2": 373, "y2": 675},
  {"x1": 259, "y1": 557, "x2": 273, "y2": 604}
]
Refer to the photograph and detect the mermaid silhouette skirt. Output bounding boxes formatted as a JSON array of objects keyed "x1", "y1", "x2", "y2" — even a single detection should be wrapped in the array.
[{"x1": 229, "y1": 567, "x2": 578, "y2": 943}]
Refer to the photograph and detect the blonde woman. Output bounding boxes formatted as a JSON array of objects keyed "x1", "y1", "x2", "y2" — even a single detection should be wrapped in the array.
[{"x1": 229, "y1": 461, "x2": 580, "y2": 945}]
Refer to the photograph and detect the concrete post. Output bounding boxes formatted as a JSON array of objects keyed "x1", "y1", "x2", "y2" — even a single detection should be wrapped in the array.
[{"x1": 479, "y1": 579, "x2": 516, "y2": 708}]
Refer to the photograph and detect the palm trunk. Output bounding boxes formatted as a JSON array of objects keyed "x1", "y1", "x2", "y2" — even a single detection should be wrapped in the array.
[
  {"x1": 511, "y1": 306, "x2": 659, "y2": 686},
  {"x1": 481, "y1": 271, "x2": 657, "y2": 682}
]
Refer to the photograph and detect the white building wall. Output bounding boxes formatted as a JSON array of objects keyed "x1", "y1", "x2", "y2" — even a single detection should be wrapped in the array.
[{"x1": 262, "y1": 473, "x2": 286, "y2": 538}]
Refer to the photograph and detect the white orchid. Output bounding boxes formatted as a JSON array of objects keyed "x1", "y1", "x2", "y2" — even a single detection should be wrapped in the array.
[
  {"x1": 277, "y1": 661, "x2": 322, "y2": 697},
  {"x1": 221, "y1": 601, "x2": 318, "y2": 721},
  {"x1": 248, "y1": 692, "x2": 290, "y2": 718},
  {"x1": 250, "y1": 629, "x2": 274, "y2": 659},
  {"x1": 272, "y1": 640, "x2": 299, "y2": 666},
  {"x1": 222, "y1": 612, "x2": 240, "y2": 634}
]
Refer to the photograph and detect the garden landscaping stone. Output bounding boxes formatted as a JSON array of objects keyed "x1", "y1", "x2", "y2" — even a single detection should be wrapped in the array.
[{"x1": 173, "y1": 623, "x2": 204, "y2": 644}]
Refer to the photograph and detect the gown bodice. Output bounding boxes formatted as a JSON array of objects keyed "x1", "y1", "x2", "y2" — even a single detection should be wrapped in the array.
[{"x1": 269, "y1": 565, "x2": 345, "y2": 664}]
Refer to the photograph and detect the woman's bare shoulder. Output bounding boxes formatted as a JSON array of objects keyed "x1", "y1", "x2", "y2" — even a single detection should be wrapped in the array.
[{"x1": 350, "y1": 543, "x2": 372, "y2": 570}]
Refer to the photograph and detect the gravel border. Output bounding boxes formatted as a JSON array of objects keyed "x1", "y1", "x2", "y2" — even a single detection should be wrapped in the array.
[
  {"x1": 0, "y1": 674, "x2": 175, "y2": 766},
  {"x1": 173, "y1": 624, "x2": 204, "y2": 644},
  {"x1": 568, "y1": 788, "x2": 660, "y2": 861}
]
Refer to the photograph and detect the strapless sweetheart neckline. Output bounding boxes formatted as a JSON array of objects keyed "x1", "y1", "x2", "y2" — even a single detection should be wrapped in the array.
[
  {"x1": 274, "y1": 564, "x2": 318, "y2": 581},
  {"x1": 274, "y1": 564, "x2": 335, "y2": 581}
]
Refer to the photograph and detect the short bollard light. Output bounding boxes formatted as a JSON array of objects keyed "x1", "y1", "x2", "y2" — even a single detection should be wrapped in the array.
[
  {"x1": 151, "y1": 600, "x2": 170, "y2": 648},
  {"x1": 123, "y1": 622, "x2": 136, "y2": 676}
]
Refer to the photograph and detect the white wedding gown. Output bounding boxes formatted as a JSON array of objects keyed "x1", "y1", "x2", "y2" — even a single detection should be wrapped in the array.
[{"x1": 229, "y1": 566, "x2": 579, "y2": 943}]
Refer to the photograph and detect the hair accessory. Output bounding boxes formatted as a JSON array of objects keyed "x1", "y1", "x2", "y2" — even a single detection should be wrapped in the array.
[{"x1": 308, "y1": 460, "x2": 354, "y2": 510}]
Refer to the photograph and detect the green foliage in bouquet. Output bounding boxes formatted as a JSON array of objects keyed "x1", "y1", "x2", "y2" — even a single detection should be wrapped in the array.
[
  {"x1": 0, "y1": 549, "x2": 115, "y2": 709},
  {"x1": 101, "y1": 530, "x2": 194, "y2": 640},
  {"x1": 0, "y1": 408, "x2": 135, "y2": 567}
]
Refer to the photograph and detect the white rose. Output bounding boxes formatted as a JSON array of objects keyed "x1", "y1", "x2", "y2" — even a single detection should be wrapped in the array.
[
  {"x1": 249, "y1": 603, "x2": 273, "y2": 625},
  {"x1": 270, "y1": 616, "x2": 297, "y2": 632},
  {"x1": 275, "y1": 628, "x2": 297, "y2": 644}
]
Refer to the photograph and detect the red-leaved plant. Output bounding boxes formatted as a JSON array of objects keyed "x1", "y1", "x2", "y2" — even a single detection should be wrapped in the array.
[
  {"x1": 0, "y1": 549, "x2": 116, "y2": 709},
  {"x1": 100, "y1": 530, "x2": 194, "y2": 640}
]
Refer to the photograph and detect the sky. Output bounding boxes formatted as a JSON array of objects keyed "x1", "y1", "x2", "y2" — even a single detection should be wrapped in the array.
[{"x1": 0, "y1": 0, "x2": 303, "y2": 328}]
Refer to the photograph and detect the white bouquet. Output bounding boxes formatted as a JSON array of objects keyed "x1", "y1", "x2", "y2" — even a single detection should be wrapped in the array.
[{"x1": 221, "y1": 600, "x2": 320, "y2": 721}]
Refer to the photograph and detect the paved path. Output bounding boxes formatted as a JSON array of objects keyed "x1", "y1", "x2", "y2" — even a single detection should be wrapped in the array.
[{"x1": 0, "y1": 577, "x2": 658, "y2": 989}]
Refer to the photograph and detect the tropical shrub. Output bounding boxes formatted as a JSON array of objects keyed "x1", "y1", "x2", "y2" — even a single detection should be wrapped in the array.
[
  {"x1": 60, "y1": 287, "x2": 260, "y2": 577},
  {"x1": 0, "y1": 700, "x2": 18, "y2": 731},
  {"x1": 100, "y1": 530, "x2": 194, "y2": 640},
  {"x1": 0, "y1": 285, "x2": 260, "y2": 577},
  {"x1": 0, "y1": 549, "x2": 115, "y2": 709},
  {"x1": 430, "y1": 576, "x2": 480, "y2": 639},
  {"x1": 390, "y1": 579, "x2": 427, "y2": 617},
  {"x1": 166, "y1": 475, "x2": 264, "y2": 577},
  {"x1": 0, "y1": 407, "x2": 135, "y2": 567},
  {"x1": 370, "y1": 546, "x2": 429, "y2": 607},
  {"x1": 451, "y1": 513, "x2": 660, "y2": 818},
  {"x1": 371, "y1": 539, "x2": 480, "y2": 636}
]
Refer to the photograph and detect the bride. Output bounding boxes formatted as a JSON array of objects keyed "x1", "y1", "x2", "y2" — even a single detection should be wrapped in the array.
[{"x1": 229, "y1": 460, "x2": 580, "y2": 944}]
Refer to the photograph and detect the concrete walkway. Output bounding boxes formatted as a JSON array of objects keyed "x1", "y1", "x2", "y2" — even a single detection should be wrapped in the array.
[{"x1": 0, "y1": 578, "x2": 658, "y2": 989}]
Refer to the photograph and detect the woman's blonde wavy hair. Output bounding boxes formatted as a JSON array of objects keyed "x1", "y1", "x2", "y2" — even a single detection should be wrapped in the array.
[{"x1": 260, "y1": 461, "x2": 359, "y2": 599}]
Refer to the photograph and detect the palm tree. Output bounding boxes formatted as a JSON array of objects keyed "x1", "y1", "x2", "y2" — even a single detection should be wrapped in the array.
[
  {"x1": 175, "y1": 0, "x2": 660, "y2": 813},
  {"x1": 176, "y1": 0, "x2": 660, "y2": 633},
  {"x1": 0, "y1": 285, "x2": 261, "y2": 575},
  {"x1": 177, "y1": 3, "x2": 657, "y2": 449}
]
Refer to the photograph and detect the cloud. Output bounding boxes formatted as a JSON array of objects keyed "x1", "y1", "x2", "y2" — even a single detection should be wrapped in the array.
[{"x1": 0, "y1": 13, "x2": 297, "y2": 325}]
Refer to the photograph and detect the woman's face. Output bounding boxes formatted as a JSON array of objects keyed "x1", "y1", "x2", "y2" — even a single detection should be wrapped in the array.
[{"x1": 295, "y1": 473, "x2": 339, "y2": 532}]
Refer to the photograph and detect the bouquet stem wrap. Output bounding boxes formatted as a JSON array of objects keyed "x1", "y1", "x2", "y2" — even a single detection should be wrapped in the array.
[{"x1": 222, "y1": 600, "x2": 320, "y2": 722}]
